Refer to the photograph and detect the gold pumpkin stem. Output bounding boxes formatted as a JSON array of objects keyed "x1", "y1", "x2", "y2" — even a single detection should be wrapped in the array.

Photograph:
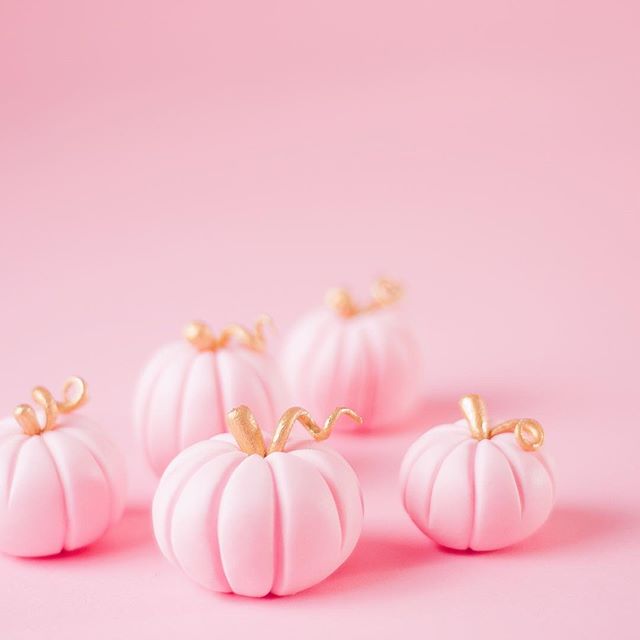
[
  {"x1": 268, "y1": 406, "x2": 362, "y2": 455},
  {"x1": 325, "y1": 277, "x2": 403, "y2": 318},
  {"x1": 459, "y1": 394, "x2": 544, "y2": 452},
  {"x1": 13, "y1": 377, "x2": 88, "y2": 436},
  {"x1": 226, "y1": 406, "x2": 267, "y2": 456},
  {"x1": 459, "y1": 394, "x2": 490, "y2": 440},
  {"x1": 184, "y1": 321, "x2": 219, "y2": 351},
  {"x1": 184, "y1": 316, "x2": 271, "y2": 353}
]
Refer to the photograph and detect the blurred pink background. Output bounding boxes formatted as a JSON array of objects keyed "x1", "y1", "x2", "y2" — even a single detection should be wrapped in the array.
[{"x1": 1, "y1": 1, "x2": 639, "y2": 638}]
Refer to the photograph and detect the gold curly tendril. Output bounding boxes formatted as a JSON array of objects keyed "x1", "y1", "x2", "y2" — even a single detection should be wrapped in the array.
[
  {"x1": 325, "y1": 277, "x2": 403, "y2": 318},
  {"x1": 459, "y1": 394, "x2": 544, "y2": 452},
  {"x1": 225, "y1": 405, "x2": 362, "y2": 457},
  {"x1": 184, "y1": 315, "x2": 271, "y2": 352},
  {"x1": 13, "y1": 377, "x2": 89, "y2": 436}
]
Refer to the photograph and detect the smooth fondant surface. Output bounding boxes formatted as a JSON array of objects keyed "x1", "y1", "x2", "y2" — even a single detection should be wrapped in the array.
[
  {"x1": 281, "y1": 308, "x2": 422, "y2": 429},
  {"x1": 400, "y1": 419, "x2": 555, "y2": 550},
  {"x1": 152, "y1": 434, "x2": 363, "y2": 596},
  {"x1": 0, "y1": 414, "x2": 126, "y2": 557}
]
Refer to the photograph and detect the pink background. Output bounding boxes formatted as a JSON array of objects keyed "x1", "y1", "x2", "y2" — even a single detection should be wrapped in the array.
[{"x1": 1, "y1": 1, "x2": 639, "y2": 638}]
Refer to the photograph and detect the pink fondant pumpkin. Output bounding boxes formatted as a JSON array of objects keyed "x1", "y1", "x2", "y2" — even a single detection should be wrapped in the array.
[
  {"x1": 134, "y1": 317, "x2": 283, "y2": 475},
  {"x1": 153, "y1": 405, "x2": 363, "y2": 597},
  {"x1": 400, "y1": 395, "x2": 554, "y2": 551},
  {"x1": 0, "y1": 378, "x2": 126, "y2": 557},
  {"x1": 281, "y1": 279, "x2": 422, "y2": 429}
]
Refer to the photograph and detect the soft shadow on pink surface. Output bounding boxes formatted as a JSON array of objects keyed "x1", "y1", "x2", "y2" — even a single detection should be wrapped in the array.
[{"x1": 302, "y1": 531, "x2": 432, "y2": 598}]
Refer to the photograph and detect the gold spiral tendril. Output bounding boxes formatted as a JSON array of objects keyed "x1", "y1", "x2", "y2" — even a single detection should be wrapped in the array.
[
  {"x1": 325, "y1": 277, "x2": 403, "y2": 318},
  {"x1": 13, "y1": 377, "x2": 89, "y2": 436},
  {"x1": 268, "y1": 406, "x2": 362, "y2": 454},
  {"x1": 225, "y1": 405, "x2": 362, "y2": 456},
  {"x1": 184, "y1": 316, "x2": 271, "y2": 352},
  {"x1": 458, "y1": 394, "x2": 545, "y2": 452}
]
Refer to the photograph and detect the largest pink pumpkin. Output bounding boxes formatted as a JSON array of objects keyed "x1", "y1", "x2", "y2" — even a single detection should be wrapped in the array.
[
  {"x1": 152, "y1": 406, "x2": 363, "y2": 597},
  {"x1": 135, "y1": 318, "x2": 283, "y2": 475},
  {"x1": 0, "y1": 378, "x2": 126, "y2": 557},
  {"x1": 281, "y1": 279, "x2": 423, "y2": 429},
  {"x1": 400, "y1": 395, "x2": 554, "y2": 551}
]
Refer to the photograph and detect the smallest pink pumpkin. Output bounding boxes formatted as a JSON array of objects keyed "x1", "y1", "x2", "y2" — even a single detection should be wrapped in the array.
[
  {"x1": 153, "y1": 404, "x2": 363, "y2": 597},
  {"x1": 400, "y1": 395, "x2": 554, "y2": 551},
  {"x1": 0, "y1": 377, "x2": 126, "y2": 557}
]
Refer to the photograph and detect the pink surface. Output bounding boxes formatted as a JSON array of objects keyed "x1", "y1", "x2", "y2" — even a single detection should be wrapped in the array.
[{"x1": 1, "y1": 0, "x2": 639, "y2": 637}]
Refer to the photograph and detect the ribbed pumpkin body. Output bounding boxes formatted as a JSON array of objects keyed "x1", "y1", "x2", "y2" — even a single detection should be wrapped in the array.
[
  {"x1": 400, "y1": 420, "x2": 554, "y2": 550},
  {"x1": 152, "y1": 433, "x2": 363, "y2": 596},
  {"x1": 0, "y1": 414, "x2": 126, "y2": 557},
  {"x1": 282, "y1": 308, "x2": 422, "y2": 429},
  {"x1": 134, "y1": 341, "x2": 283, "y2": 475}
]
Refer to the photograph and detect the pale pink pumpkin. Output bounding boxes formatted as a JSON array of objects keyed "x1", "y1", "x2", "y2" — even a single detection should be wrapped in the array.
[
  {"x1": 281, "y1": 279, "x2": 422, "y2": 429},
  {"x1": 400, "y1": 395, "x2": 554, "y2": 551},
  {"x1": 152, "y1": 405, "x2": 363, "y2": 597},
  {"x1": 135, "y1": 317, "x2": 284, "y2": 475},
  {"x1": 0, "y1": 378, "x2": 126, "y2": 557}
]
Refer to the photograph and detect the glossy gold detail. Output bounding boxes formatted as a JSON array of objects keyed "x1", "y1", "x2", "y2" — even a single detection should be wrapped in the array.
[
  {"x1": 325, "y1": 277, "x2": 403, "y2": 318},
  {"x1": 13, "y1": 377, "x2": 89, "y2": 436},
  {"x1": 184, "y1": 316, "x2": 271, "y2": 352},
  {"x1": 268, "y1": 406, "x2": 362, "y2": 455},
  {"x1": 458, "y1": 394, "x2": 544, "y2": 452},
  {"x1": 459, "y1": 394, "x2": 490, "y2": 439},
  {"x1": 226, "y1": 405, "x2": 267, "y2": 457},
  {"x1": 225, "y1": 405, "x2": 362, "y2": 456}
]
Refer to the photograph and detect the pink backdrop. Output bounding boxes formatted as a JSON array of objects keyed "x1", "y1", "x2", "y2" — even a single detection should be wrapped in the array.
[{"x1": 1, "y1": 1, "x2": 639, "y2": 638}]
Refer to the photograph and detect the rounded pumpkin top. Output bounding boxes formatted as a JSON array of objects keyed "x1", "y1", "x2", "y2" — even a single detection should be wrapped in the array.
[
  {"x1": 325, "y1": 277, "x2": 403, "y2": 318},
  {"x1": 184, "y1": 315, "x2": 271, "y2": 353}
]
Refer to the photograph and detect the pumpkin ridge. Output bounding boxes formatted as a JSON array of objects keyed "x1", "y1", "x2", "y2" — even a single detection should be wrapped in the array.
[
  {"x1": 214, "y1": 455, "x2": 259, "y2": 593},
  {"x1": 140, "y1": 343, "x2": 182, "y2": 466},
  {"x1": 301, "y1": 314, "x2": 341, "y2": 411},
  {"x1": 491, "y1": 439, "x2": 525, "y2": 520},
  {"x1": 170, "y1": 451, "x2": 243, "y2": 591},
  {"x1": 468, "y1": 440, "x2": 479, "y2": 550},
  {"x1": 153, "y1": 441, "x2": 230, "y2": 562},
  {"x1": 5, "y1": 435, "x2": 28, "y2": 507},
  {"x1": 265, "y1": 455, "x2": 283, "y2": 594},
  {"x1": 328, "y1": 321, "x2": 349, "y2": 419},
  {"x1": 289, "y1": 450, "x2": 345, "y2": 554},
  {"x1": 160, "y1": 447, "x2": 235, "y2": 567},
  {"x1": 211, "y1": 351, "x2": 227, "y2": 437},
  {"x1": 232, "y1": 347, "x2": 276, "y2": 426},
  {"x1": 59, "y1": 427, "x2": 117, "y2": 529},
  {"x1": 401, "y1": 433, "x2": 468, "y2": 515},
  {"x1": 532, "y1": 451, "x2": 555, "y2": 499},
  {"x1": 175, "y1": 353, "x2": 200, "y2": 453},
  {"x1": 40, "y1": 435, "x2": 70, "y2": 552},
  {"x1": 358, "y1": 318, "x2": 378, "y2": 425},
  {"x1": 425, "y1": 438, "x2": 474, "y2": 535}
]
